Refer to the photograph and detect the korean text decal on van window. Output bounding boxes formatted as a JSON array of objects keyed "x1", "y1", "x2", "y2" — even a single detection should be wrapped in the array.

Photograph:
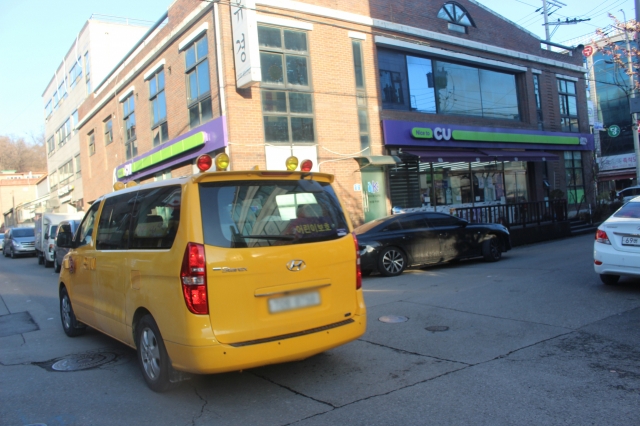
[{"x1": 199, "y1": 180, "x2": 349, "y2": 248}]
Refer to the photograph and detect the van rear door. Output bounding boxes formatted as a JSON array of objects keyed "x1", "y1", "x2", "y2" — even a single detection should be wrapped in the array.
[{"x1": 198, "y1": 176, "x2": 359, "y2": 345}]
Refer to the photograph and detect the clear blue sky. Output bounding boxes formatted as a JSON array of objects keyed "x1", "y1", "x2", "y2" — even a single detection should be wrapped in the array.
[{"x1": 0, "y1": 0, "x2": 635, "y2": 140}]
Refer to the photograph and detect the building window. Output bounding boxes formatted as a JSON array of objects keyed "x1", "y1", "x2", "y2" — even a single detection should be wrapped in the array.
[
  {"x1": 438, "y1": 3, "x2": 474, "y2": 33},
  {"x1": 75, "y1": 154, "x2": 81, "y2": 179},
  {"x1": 154, "y1": 169, "x2": 172, "y2": 181},
  {"x1": 533, "y1": 74, "x2": 544, "y2": 130},
  {"x1": 50, "y1": 171, "x2": 58, "y2": 191},
  {"x1": 45, "y1": 101, "x2": 52, "y2": 119},
  {"x1": 565, "y1": 151, "x2": 584, "y2": 205},
  {"x1": 84, "y1": 51, "x2": 91, "y2": 94},
  {"x1": 122, "y1": 94, "x2": 137, "y2": 160},
  {"x1": 558, "y1": 79, "x2": 579, "y2": 132},
  {"x1": 104, "y1": 116, "x2": 113, "y2": 145},
  {"x1": 57, "y1": 118, "x2": 71, "y2": 147},
  {"x1": 149, "y1": 69, "x2": 169, "y2": 146},
  {"x1": 57, "y1": 80, "x2": 67, "y2": 104},
  {"x1": 258, "y1": 25, "x2": 315, "y2": 143},
  {"x1": 69, "y1": 59, "x2": 82, "y2": 89},
  {"x1": 71, "y1": 110, "x2": 78, "y2": 133},
  {"x1": 59, "y1": 160, "x2": 73, "y2": 186},
  {"x1": 47, "y1": 137, "x2": 55, "y2": 156},
  {"x1": 88, "y1": 130, "x2": 95, "y2": 156},
  {"x1": 378, "y1": 49, "x2": 520, "y2": 120},
  {"x1": 185, "y1": 35, "x2": 212, "y2": 128},
  {"x1": 352, "y1": 39, "x2": 370, "y2": 153}
]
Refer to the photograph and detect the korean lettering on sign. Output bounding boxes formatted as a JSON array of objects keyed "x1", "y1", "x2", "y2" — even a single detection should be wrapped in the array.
[{"x1": 230, "y1": 0, "x2": 261, "y2": 88}]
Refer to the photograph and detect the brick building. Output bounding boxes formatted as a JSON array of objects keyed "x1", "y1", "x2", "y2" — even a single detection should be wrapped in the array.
[{"x1": 76, "y1": 0, "x2": 594, "y2": 225}]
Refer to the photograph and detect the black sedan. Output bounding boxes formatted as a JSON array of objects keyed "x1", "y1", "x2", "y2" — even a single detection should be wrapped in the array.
[{"x1": 355, "y1": 212, "x2": 511, "y2": 277}]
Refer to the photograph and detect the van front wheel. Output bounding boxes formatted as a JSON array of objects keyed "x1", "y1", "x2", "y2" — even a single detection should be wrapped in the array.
[{"x1": 136, "y1": 315, "x2": 179, "y2": 392}]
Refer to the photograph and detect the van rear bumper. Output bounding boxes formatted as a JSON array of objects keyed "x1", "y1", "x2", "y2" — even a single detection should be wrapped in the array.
[{"x1": 164, "y1": 313, "x2": 366, "y2": 374}]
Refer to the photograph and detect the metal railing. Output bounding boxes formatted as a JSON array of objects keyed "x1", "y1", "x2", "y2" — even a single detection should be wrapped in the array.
[{"x1": 454, "y1": 199, "x2": 568, "y2": 227}]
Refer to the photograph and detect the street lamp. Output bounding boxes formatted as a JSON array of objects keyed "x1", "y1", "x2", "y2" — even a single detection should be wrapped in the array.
[{"x1": 620, "y1": 9, "x2": 640, "y2": 184}]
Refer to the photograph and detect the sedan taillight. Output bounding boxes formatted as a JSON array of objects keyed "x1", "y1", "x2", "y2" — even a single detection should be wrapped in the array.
[{"x1": 595, "y1": 229, "x2": 611, "y2": 245}]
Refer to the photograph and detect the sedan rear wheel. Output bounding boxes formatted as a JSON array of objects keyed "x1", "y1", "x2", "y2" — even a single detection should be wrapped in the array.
[
  {"x1": 600, "y1": 274, "x2": 620, "y2": 285},
  {"x1": 378, "y1": 247, "x2": 407, "y2": 277}
]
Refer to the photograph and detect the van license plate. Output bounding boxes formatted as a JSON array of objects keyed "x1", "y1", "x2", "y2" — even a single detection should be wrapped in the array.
[
  {"x1": 269, "y1": 291, "x2": 320, "y2": 313},
  {"x1": 621, "y1": 237, "x2": 640, "y2": 246}
]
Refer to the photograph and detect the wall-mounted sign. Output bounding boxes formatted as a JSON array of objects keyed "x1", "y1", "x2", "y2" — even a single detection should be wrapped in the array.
[
  {"x1": 383, "y1": 120, "x2": 595, "y2": 151},
  {"x1": 607, "y1": 125, "x2": 621, "y2": 138},
  {"x1": 230, "y1": 0, "x2": 261, "y2": 88},
  {"x1": 582, "y1": 45, "x2": 594, "y2": 57}
]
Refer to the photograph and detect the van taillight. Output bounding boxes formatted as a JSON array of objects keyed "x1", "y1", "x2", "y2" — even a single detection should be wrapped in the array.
[
  {"x1": 353, "y1": 233, "x2": 362, "y2": 290},
  {"x1": 181, "y1": 243, "x2": 208, "y2": 314}
]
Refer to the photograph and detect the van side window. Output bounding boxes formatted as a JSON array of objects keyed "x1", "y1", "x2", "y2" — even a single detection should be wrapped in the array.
[
  {"x1": 96, "y1": 193, "x2": 137, "y2": 250},
  {"x1": 129, "y1": 185, "x2": 181, "y2": 249},
  {"x1": 77, "y1": 201, "x2": 101, "y2": 248}
]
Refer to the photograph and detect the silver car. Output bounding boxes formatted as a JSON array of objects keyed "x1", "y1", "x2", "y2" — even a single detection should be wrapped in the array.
[{"x1": 3, "y1": 227, "x2": 36, "y2": 258}]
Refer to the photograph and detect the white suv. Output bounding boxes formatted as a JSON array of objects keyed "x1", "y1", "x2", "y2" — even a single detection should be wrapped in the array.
[{"x1": 616, "y1": 186, "x2": 640, "y2": 204}]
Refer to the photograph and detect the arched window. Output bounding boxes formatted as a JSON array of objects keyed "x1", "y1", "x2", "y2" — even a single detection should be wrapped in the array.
[{"x1": 438, "y1": 3, "x2": 474, "y2": 33}]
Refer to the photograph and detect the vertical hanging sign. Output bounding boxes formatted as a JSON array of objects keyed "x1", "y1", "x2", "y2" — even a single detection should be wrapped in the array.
[{"x1": 230, "y1": 0, "x2": 261, "y2": 88}]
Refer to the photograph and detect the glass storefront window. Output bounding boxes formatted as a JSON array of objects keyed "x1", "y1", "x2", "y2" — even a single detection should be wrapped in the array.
[{"x1": 420, "y1": 161, "x2": 527, "y2": 207}]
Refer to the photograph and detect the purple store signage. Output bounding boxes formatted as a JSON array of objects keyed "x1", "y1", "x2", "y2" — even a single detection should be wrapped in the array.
[
  {"x1": 116, "y1": 116, "x2": 228, "y2": 182},
  {"x1": 383, "y1": 120, "x2": 594, "y2": 151}
]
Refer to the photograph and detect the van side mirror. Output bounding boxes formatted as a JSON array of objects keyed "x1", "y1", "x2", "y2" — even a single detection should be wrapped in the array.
[{"x1": 57, "y1": 231, "x2": 74, "y2": 248}]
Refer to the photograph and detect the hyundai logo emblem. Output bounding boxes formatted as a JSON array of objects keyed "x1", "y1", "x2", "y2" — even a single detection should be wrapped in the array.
[{"x1": 287, "y1": 260, "x2": 306, "y2": 271}]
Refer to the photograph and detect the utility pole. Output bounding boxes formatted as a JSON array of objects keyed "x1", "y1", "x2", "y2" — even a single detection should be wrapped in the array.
[
  {"x1": 540, "y1": 0, "x2": 568, "y2": 49},
  {"x1": 621, "y1": 9, "x2": 640, "y2": 184}
]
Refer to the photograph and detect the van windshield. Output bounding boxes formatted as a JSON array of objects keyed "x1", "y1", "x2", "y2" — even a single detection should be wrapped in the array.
[
  {"x1": 199, "y1": 180, "x2": 350, "y2": 248},
  {"x1": 13, "y1": 228, "x2": 34, "y2": 238}
]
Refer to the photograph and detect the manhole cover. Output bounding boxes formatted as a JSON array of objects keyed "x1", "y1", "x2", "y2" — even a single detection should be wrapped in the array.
[
  {"x1": 51, "y1": 352, "x2": 117, "y2": 371},
  {"x1": 379, "y1": 315, "x2": 408, "y2": 323},
  {"x1": 425, "y1": 326, "x2": 449, "y2": 332}
]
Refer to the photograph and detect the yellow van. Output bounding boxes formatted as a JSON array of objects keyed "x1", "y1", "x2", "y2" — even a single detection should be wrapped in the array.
[{"x1": 57, "y1": 155, "x2": 366, "y2": 392}]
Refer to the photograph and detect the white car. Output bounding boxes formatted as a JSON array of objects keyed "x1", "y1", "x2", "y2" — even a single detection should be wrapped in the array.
[
  {"x1": 594, "y1": 195, "x2": 640, "y2": 285},
  {"x1": 616, "y1": 185, "x2": 640, "y2": 204}
]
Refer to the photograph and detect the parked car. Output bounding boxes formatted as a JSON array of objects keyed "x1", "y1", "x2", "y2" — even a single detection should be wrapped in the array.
[
  {"x1": 3, "y1": 227, "x2": 36, "y2": 258},
  {"x1": 35, "y1": 212, "x2": 85, "y2": 268},
  {"x1": 594, "y1": 195, "x2": 640, "y2": 285},
  {"x1": 53, "y1": 219, "x2": 82, "y2": 272},
  {"x1": 0, "y1": 233, "x2": 4, "y2": 251},
  {"x1": 56, "y1": 154, "x2": 365, "y2": 392},
  {"x1": 616, "y1": 186, "x2": 640, "y2": 204},
  {"x1": 355, "y1": 212, "x2": 511, "y2": 277}
]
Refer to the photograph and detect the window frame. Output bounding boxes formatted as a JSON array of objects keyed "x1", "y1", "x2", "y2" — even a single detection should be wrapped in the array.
[
  {"x1": 104, "y1": 116, "x2": 113, "y2": 145},
  {"x1": 558, "y1": 78, "x2": 579, "y2": 133},
  {"x1": 88, "y1": 130, "x2": 95, "y2": 157},
  {"x1": 258, "y1": 25, "x2": 316, "y2": 145},
  {"x1": 184, "y1": 35, "x2": 212, "y2": 129},
  {"x1": 149, "y1": 68, "x2": 169, "y2": 146}
]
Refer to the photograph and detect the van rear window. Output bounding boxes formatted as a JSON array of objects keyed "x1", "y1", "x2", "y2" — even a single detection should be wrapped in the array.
[{"x1": 199, "y1": 180, "x2": 349, "y2": 248}]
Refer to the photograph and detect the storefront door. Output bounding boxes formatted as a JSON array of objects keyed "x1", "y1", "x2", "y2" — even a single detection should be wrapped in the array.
[{"x1": 361, "y1": 167, "x2": 389, "y2": 223}]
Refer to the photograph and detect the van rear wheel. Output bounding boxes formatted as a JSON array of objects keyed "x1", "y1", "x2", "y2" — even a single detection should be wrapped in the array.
[
  {"x1": 136, "y1": 315, "x2": 180, "y2": 392},
  {"x1": 60, "y1": 287, "x2": 86, "y2": 337},
  {"x1": 54, "y1": 257, "x2": 61, "y2": 273}
]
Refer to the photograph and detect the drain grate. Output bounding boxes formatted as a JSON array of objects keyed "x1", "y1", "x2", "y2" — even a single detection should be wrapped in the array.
[
  {"x1": 425, "y1": 326, "x2": 449, "y2": 332},
  {"x1": 379, "y1": 315, "x2": 409, "y2": 323}
]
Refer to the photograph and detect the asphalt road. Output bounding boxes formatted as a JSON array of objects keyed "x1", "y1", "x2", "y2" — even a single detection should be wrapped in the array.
[{"x1": 1, "y1": 234, "x2": 639, "y2": 426}]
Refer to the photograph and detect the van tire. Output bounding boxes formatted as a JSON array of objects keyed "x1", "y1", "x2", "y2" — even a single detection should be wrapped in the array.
[
  {"x1": 136, "y1": 315, "x2": 180, "y2": 392},
  {"x1": 45, "y1": 258, "x2": 53, "y2": 268},
  {"x1": 37, "y1": 252, "x2": 44, "y2": 265},
  {"x1": 60, "y1": 287, "x2": 86, "y2": 337},
  {"x1": 54, "y1": 257, "x2": 61, "y2": 273}
]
